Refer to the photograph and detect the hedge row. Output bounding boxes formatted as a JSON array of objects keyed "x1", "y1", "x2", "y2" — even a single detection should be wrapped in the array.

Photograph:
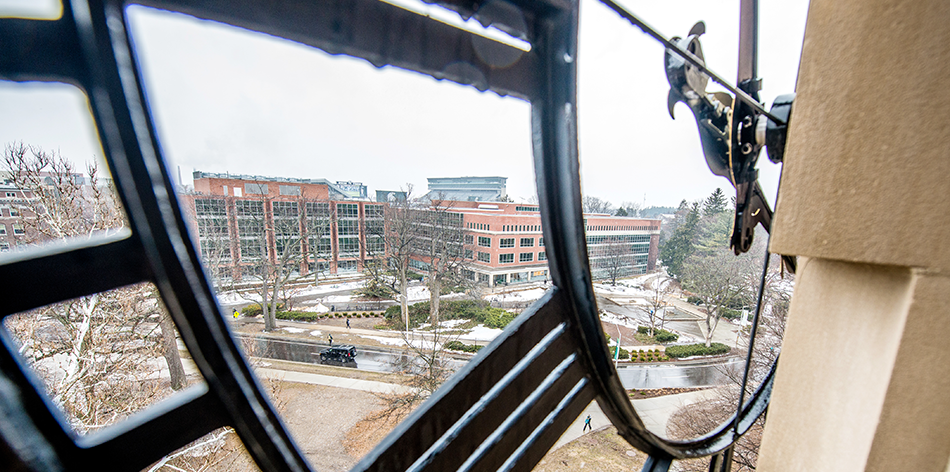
[
  {"x1": 384, "y1": 300, "x2": 515, "y2": 330},
  {"x1": 444, "y1": 340, "x2": 483, "y2": 353},
  {"x1": 665, "y1": 343, "x2": 731, "y2": 358},
  {"x1": 241, "y1": 304, "x2": 383, "y2": 320}
]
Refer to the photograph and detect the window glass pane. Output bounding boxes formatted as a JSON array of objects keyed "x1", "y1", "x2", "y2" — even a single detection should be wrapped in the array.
[
  {"x1": 126, "y1": 2, "x2": 537, "y2": 467},
  {"x1": 571, "y1": 0, "x2": 807, "y2": 453},
  {"x1": 0, "y1": 83, "x2": 128, "y2": 257},
  {"x1": 0, "y1": 0, "x2": 61, "y2": 19}
]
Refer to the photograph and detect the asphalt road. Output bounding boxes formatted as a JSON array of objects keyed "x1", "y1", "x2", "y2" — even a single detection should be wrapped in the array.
[{"x1": 239, "y1": 333, "x2": 741, "y2": 389}]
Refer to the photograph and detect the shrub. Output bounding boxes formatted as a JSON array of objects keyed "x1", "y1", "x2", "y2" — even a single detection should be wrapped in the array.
[
  {"x1": 687, "y1": 296, "x2": 704, "y2": 305},
  {"x1": 721, "y1": 307, "x2": 741, "y2": 320},
  {"x1": 444, "y1": 340, "x2": 483, "y2": 353},
  {"x1": 637, "y1": 326, "x2": 649, "y2": 335},
  {"x1": 655, "y1": 329, "x2": 679, "y2": 343},
  {"x1": 242, "y1": 303, "x2": 287, "y2": 317},
  {"x1": 275, "y1": 311, "x2": 321, "y2": 322},
  {"x1": 384, "y1": 300, "x2": 516, "y2": 330},
  {"x1": 609, "y1": 346, "x2": 630, "y2": 360},
  {"x1": 665, "y1": 343, "x2": 731, "y2": 358}
]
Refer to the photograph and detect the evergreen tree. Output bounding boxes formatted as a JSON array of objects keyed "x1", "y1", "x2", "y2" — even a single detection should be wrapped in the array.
[
  {"x1": 703, "y1": 188, "x2": 727, "y2": 216},
  {"x1": 660, "y1": 202, "x2": 701, "y2": 278},
  {"x1": 614, "y1": 207, "x2": 628, "y2": 216}
]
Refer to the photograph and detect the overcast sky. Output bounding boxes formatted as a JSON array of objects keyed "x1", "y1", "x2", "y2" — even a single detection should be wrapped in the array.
[{"x1": 0, "y1": 0, "x2": 809, "y2": 209}]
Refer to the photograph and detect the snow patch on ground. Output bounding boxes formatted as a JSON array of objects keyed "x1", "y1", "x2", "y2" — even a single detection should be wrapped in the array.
[
  {"x1": 216, "y1": 291, "x2": 258, "y2": 304},
  {"x1": 324, "y1": 295, "x2": 353, "y2": 303},
  {"x1": 309, "y1": 330, "x2": 322, "y2": 337},
  {"x1": 486, "y1": 288, "x2": 546, "y2": 302},
  {"x1": 600, "y1": 311, "x2": 642, "y2": 329},
  {"x1": 440, "y1": 319, "x2": 470, "y2": 328},
  {"x1": 593, "y1": 283, "x2": 651, "y2": 298},
  {"x1": 300, "y1": 303, "x2": 330, "y2": 313},
  {"x1": 359, "y1": 335, "x2": 441, "y2": 350},
  {"x1": 281, "y1": 327, "x2": 306, "y2": 334},
  {"x1": 406, "y1": 286, "x2": 430, "y2": 302},
  {"x1": 293, "y1": 281, "x2": 365, "y2": 297},
  {"x1": 465, "y1": 325, "x2": 503, "y2": 341},
  {"x1": 215, "y1": 280, "x2": 366, "y2": 306}
]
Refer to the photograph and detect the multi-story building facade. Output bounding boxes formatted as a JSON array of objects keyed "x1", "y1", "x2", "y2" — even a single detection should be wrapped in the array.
[
  {"x1": 0, "y1": 180, "x2": 29, "y2": 252},
  {"x1": 426, "y1": 176, "x2": 508, "y2": 202},
  {"x1": 180, "y1": 172, "x2": 384, "y2": 282},
  {"x1": 444, "y1": 201, "x2": 661, "y2": 287},
  {"x1": 182, "y1": 172, "x2": 661, "y2": 287}
]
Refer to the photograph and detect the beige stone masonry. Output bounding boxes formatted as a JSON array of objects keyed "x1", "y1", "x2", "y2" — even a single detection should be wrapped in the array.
[{"x1": 757, "y1": 0, "x2": 950, "y2": 470}]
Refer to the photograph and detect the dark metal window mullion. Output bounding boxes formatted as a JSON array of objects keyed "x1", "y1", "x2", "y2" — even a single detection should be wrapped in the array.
[
  {"x1": 355, "y1": 289, "x2": 566, "y2": 472},
  {"x1": 413, "y1": 325, "x2": 575, "y2": 472},
  {"x1": 78, "y1": 4, "x2": 313, "y2": 471},
  {"x1": 76, "y1": 387, "x2": 226, "y2": 470},
  {"x1": 458, "y1": 356, "x2": 588, "y2": 472},
  {"x1": 498, "y1": 379, "x2": 596, "y2": 472},
  {"x1": 0, "y1": 236, "x2": 149, "y2": 318}
]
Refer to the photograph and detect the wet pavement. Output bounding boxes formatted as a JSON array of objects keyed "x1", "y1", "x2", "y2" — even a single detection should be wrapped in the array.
[
  {"x1": 237, "y1": 334, "x2": 468, "y2": 374},
  {"x1": 616, "y1": 359, "x2": 742, "y2": 389},
  {"x1": 240, "y1": 333, "x2": 740, "y2": 390}
]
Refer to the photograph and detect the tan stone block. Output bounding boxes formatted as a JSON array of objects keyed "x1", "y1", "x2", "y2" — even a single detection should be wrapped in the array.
[{"x1": 770, "y1": 0, "x2": 950, "y2": 270}]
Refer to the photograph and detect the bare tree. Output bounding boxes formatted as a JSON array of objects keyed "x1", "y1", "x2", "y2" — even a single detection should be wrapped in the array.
[
  {"x1": 667, "y1": 259, "x2": 791, "y2": 471},
  {"x1": 236, "y1": 193, "x2": 306, "y2": 331},
  {"x1": 1, "y1": 142, "x2": 187, "y2": 433},
  {"x1": 680, "y1": 250, "x2": 755, "y2": 347},
  {"x1": 381, "y1": 185, "x2": 420, "y2": 332},
  {"x1": 618, "y1": 200, "x2": 643, "y2": 218},
  {"x1": 417, "y1": 196, "x2": 470, "y2": 325},
  {"x1": 191, "y1": 196, "x2": 235, "y2": 292},
  {"x1": 303, "y1": 198, "x2": 335, "y2": 285},
  {"x1": 645, "y1": 273, "x2": 674, "y2": 335},
  {"x1": 582, "y1": 195, "x2": 615, "y2": 214},
  {"x1": 591, "y1": 236, "x2": 634, "y2": 285}
]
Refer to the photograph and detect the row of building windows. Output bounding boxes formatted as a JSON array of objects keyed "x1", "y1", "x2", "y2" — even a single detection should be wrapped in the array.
[
  {"x1": 474, "y1": 251, "x2": 546, "y2": 264},
  {"x1": 0, "y1": 206, "x2": 21, "y2": 218},
  {"x1": 499, "y1": 237, "x2": 539, "y2": 248},
  {"x1": 203, "y1": 233, "x2": 379, "y2": 262},
  {"x1": 502, "y1": 224, "x2": 541, "y2": 232},
  {"x1": 586, "y1": 224, "x2": 658, "y2": 231},
  {"x1": 198, "y1": 199, "x2": 382, "y2": 238},
  {"x1": 338, "y1": 203, "x2": 359, "y2": 218},
  {"x1": 514, "y1": 206, "x2": 539, "y2": 212},
  {"x1": 467, "y1": 222, "x2": 490, "y2": 230},
  {"x1": 586, "y1": 234, "x2": 652, "y2": 245},
  {"x1": 0, "y1": 224, "x2": 24, "y2": 236},
  {"x1": 476, "y1": 236, "x2": 545, "y2": 248}
]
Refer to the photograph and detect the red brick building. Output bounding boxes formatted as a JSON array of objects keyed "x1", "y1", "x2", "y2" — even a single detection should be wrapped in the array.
[
  {"x1": 446, "y1": 201, "x2": 661, "y2": 287},
  {"x1": 180, "y1": 171, "x2": 383, "y2": 282}
]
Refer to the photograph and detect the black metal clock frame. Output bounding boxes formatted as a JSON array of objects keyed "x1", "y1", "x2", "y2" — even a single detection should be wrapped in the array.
[{"x1": 0, "y1": 1, "x2": 776, "y2": 471}]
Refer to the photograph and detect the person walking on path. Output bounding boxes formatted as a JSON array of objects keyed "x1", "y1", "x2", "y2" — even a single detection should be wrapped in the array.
[
  {"x1": 232, "y1": 308, "x2": 239, "y2": 319},
  {"x1": 346, "y1": 317, "x2": 351, "y2": 329},
  {"x1": 328, "y1": 333, "x2": 333, "y2": 346},
  {"x1": 583, "y1": 414, "x2": 592, "y2": 432}
]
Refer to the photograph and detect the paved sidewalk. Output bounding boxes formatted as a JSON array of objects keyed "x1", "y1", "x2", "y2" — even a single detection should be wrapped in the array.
[
  {"x1": 551, "y1": 389, "x2": 720, "y2": 450},
  {"x1": 255, "y1": 367, "x2": 416, "y2": 395},
  {"x1": 237, "y1": 317, "x2": 497, "y2": 347},
  {"x1": 180, "y1": 358, "x2": 415, "y2": 395}
]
